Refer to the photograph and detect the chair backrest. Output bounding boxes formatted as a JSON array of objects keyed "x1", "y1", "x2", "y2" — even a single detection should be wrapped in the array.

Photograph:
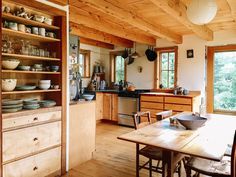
[
  {"x1": 231, "y1": 130, "x2": 236, "y2": 177},
  {"x1": 156, "y1": 110, "x2": 173, "y2": 121},
  {"x1": 133, "y1": 111, "x2": 151, "y2": 130}
]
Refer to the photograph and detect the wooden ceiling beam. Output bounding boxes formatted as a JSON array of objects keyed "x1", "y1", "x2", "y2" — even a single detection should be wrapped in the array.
[
  {"x1": 70, "y1": 0, "x2": 182, "y2": 44},
  {"x1": 70, "y1": 22, "x2": 133, "y2": 48},
  {"x1": 69, "y1": 6, "x2": 156, "y2": 45},
  {"x1": 149, "y1": 0, "x2": 213, "y2": 41},
  {"x1": 79, "y1": 37, "x2": 115, "y2": 49},
  {"x1": 226, "y1": 0, "x2": 236, "y2": 21}
]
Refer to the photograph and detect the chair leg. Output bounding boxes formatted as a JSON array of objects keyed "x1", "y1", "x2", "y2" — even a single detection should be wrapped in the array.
[
  {"x1": 149, "y1": 158, "x2": 152, "y2": 177},
  {"x1": 136, "y1": 144, "x2": 139, "y2": 177},
  {"x1": 178, "y1": 161, "x2": 181, "y2": 177},
  {"x1": 186, "y1": 166, "x2": 191, "y2": 177}
]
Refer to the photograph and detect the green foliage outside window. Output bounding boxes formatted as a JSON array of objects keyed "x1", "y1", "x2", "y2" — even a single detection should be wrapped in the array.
[
  {"x1": 214, "y1": 52, "x2": 236, "y2": 112},
  {"x1": 115, "y1": 56, "x2": 125, "y2": 83}
]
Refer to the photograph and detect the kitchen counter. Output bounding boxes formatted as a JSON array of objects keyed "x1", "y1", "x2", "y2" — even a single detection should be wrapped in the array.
[
  {"x1": 70, "y1": 100, "x2": 96, "y2": 105},
  {"x1": 140, "y1": 91, "x2": 201, "y2": 98},
  {"x1": 96, "y1": 89, "x2": 121, "y2": 93}
]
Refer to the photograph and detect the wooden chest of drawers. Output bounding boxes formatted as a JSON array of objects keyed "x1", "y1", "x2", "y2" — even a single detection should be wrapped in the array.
[
  {"x1": 140, "y1": 94, "x2": 200, "y2": 122},
  {"x1": 2, "y1": 110, "x2": 62, "y2": 177}
]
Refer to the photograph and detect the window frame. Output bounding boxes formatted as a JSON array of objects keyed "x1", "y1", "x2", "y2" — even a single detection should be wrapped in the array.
[
  {"x1": 110, "y1": 51, "x2": 127, "y2": 84},
  {"x1": 207, "y1": 45, "x2": 236, "y2": 114},
  {"x1": 79, "y1": 49, "x2": 91, "y2": 78},
  {"x1": 154, "y1": 46, "x2": 178, "y2": 89}
]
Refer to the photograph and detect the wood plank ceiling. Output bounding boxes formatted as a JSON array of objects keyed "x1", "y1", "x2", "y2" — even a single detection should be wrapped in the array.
[{"x1": 69, "y1": 0, "x2": 236, "y2": 48}]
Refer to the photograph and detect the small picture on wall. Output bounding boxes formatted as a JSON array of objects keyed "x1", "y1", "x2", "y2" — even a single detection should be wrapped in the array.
[{"x1": 187, "y1": 49, "x2": 194, "y2": 58}]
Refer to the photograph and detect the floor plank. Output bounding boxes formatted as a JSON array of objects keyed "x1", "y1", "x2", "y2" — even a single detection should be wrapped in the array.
[{"x1": 64, "y1": 123, "x2": 190, "y2": 177}]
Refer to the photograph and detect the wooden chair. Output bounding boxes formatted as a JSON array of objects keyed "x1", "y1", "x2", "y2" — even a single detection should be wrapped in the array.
[
  {"x1": 156, "y1": 110, "x2": 173, "y2": 121},
  {"x1": 185, "y1": 130, "x2": 236, "y2": 177},
  {"x1": 133, "y1": 111, "x2": 182, "y2": 177}
]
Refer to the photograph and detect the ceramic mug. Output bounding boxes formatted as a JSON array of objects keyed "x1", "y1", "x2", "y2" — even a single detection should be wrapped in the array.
[
  {"x1": 39, "y1": 28, "x2": 46, "y2": 36},
  {"x1": 32, "y1": 27, "x2": 39, "y2": 35},
  {"x1": 18, "y1": 24, "x2": 26, "y2": 32},
  {"x1": 26, "y1": 27, "x2": 31, "y2": 33}
]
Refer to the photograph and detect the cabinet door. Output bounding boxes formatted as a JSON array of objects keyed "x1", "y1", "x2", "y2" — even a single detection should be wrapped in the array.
[
  {"x1": 103, "y1": 94, "x2": 112, "y2": 120},
  {"x1": 3, "y1": 147, "x2": 61, "y2": 177},
  {"x1": 96, "y1": 93, "x2": 103, "y2": 120},
  {"x1": 111, "y1": 94, "x2": 118, "y2": 121}
]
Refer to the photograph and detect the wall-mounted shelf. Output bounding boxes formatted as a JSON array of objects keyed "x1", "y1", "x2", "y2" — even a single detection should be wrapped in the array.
[
  {"x1": 2, "y1": 89, "x2": 61, "y2": 95},
  {"x1": 2, "y1": 13, "x2": 60, "y2": 31},
  {"x1": 2, "y1": 70, "x2": 61, "y2": 74},
  {"x1": 2, "y1": 28, "x2": 60, "y2": 42},
  {"x1": 2, "y1": 53, "x2": 61, "y2": 61}
]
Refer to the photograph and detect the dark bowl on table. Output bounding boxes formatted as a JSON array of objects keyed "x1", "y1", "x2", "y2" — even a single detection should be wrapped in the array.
[{"x1": 177, "y1": 114, "x2": 207, "y2": 130}]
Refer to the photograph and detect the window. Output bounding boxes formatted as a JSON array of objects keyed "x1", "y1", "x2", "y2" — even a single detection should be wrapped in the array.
[
  {"x1": 79, "y1": 49, "x2": 90, "y2": 78},
  {"x1": 110, "y1": 51, "x2": 126, "y2": 83},
  {"x1": 207, "y1": 45, "x2": 236, "y2": 113},
  {"x1": 155, "y1": 47, "x2": 178, "y2": 89}
]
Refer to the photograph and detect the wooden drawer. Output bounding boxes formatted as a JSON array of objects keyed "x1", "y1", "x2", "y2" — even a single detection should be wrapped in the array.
[
  {"x1": 164, "y1": 97, "x2": 192, "y2": 105},
  {"x1": 141, "y1": 102, "x2": 163, "y2": 110},
  {"x1": 164, "y1": 104, "x2": 192, "y2": 112},
  {"x1": 141, "y1": 96, "x2": 164, "y2": 103},
  {"x1": 3, "y1": 147, "x2": 61, "y2": 177},
  {"x1": 3, "y1": 111, "x2": 61, "y2": 130},
  {"x1": 3, "y1": 121, "x2": 61, "y2": 163},
  {"x1": 140, "y1": 108, "x2": 163, "y2": 118}
]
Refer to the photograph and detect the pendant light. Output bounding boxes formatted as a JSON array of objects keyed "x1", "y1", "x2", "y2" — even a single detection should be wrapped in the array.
[
  {"x1": 131, "y1": 43, "x2": 140, "y2": 59},
  {"x1": 186, "y1": 0, "x2": 218, "y2": 25}
]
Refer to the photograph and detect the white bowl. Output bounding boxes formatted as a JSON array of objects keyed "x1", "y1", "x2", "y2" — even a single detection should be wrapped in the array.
[
  {"x1": 2, "y1": 59, "x2": 20, "y2": 70},
  {"x1": 39, "y1": 83, "x2": 50, "y2": 90},
  {"x1": 83, "y1": 94, "x2": 94, "y2": 101},
  {"x1": 39, "y1": 80, "x2": 51, "y2": 84},
  {"x1": 2, "y1": 79, "x2": 17, "y2": 91}
]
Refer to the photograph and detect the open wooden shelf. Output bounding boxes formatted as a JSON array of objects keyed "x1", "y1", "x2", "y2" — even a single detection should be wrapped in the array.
[
  {"x1": 2, "y1": 13, "x2": 60, "y2": 31},
  {"x1": 2, "y1": 89, "x2": 61, "y2": 95},
  {"x1": 2, "y1": 28, "x2": 60, "y2": 42},
  {"x1": 2, "y1": 70, "x2": 61, "y2": 74},
  {"x1": 2, "y1": 53, "x2": 61, "y2": 61}
]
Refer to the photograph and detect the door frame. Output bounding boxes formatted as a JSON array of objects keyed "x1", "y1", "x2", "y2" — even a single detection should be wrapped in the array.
[{"x1": 207, "y1": 45, "x2": 236, "y2": 113}]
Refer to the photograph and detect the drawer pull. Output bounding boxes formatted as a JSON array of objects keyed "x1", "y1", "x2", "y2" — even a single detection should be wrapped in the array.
[
  {"x1": 33, "y1": 137, "x2": 38, "y2": 141},
  {"x1": 33, "y1": 117, "x2": 38, "y2": 121},
  {"x1": 33, "y1": 166, "x2": 38, "y2": 171}
]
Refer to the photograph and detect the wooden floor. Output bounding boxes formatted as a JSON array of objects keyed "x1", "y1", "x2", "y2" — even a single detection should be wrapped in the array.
[{"x1": 63, "y1": 123, "x2": 189, "y2": 177}]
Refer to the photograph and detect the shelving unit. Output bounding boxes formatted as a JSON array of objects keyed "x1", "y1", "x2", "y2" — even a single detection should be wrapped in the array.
[
  {"x1": 2, "y1": 89, "x2": 61, "y2": 95},
  {"x1": 2, "y1": 13, "x2": 60, "y2": 30},
  {"x1": 2, "y1": 70, "x2": 61, "y2": 74},
  {"x1": 2, "y1": 28, "x2": 60, "y2": 42},
  {"x1": 1, "y1": 0, "x2": 67, "y2": 176},
  {"x1": 2, "y1": 53, "x2": 61, "y2": 61}
]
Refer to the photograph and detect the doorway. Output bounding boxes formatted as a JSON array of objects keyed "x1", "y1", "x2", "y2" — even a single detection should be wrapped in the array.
[{"x1": 207, "y1": 45, "x2": 236, "y2": 114}]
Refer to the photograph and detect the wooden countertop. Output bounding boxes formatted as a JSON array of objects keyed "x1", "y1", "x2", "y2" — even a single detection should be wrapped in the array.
[
  {"x1": 70, "y1": 100, "x2": 96, "y2": 106},
  {"x1": 2, "y1": 106, "x2": 62, "y2": 119},
  {"x1": 140, "y1": 91, "x2": 201, "y2": 98}
]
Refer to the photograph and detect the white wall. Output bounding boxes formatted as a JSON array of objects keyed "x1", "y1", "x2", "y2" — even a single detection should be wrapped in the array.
[
  {"x1": 79, "y1": 44, "x2": 110, "y2": 87},
  {"x1": 126, "y1": 44, "x2": 154, "y2": 89}
]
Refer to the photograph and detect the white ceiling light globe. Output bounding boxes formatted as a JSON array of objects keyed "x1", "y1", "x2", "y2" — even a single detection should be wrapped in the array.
[{"x1": 186, "y1": 0, "x2": 218, "y2": 25}]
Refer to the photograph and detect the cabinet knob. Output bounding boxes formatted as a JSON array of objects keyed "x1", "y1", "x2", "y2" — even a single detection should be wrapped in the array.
[
  {"x1": 33, "y1": 166, "x2": 38, "y2": 171},
  {"x1": 33, "y1": 137, "x2": 38, "y2": 141},
  {"x1": 33, "y1": 117, "x2": 38, "y2": 121}
]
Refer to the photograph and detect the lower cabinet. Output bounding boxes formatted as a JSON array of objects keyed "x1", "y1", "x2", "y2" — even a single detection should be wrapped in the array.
[
  {"x1": 140, "y1": 94, "x2": 200, "y2": 121},
  {"x1": 2, "y1": 110, "x2": 62, "y2": 177},
  {"x1": 3, "y1": 147, "x2": 61, "y2": 177},
  {"x1": 102, "y1": 93, "x2": 118, "y2": 121}
]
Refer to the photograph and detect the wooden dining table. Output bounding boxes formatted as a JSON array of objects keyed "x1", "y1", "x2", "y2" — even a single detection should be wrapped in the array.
[{"x1": 118, "y1": 112, "x2": 236, "y2": 177}]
